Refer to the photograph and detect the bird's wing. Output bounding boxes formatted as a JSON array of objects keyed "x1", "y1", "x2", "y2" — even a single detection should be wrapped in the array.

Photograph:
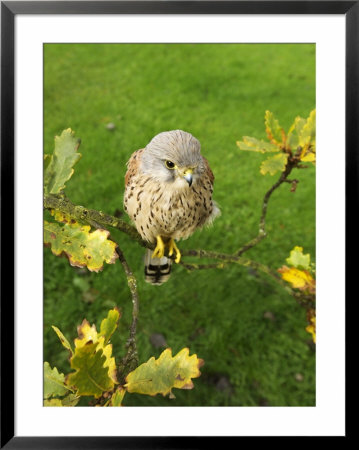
[
  {"x1": 202, "y1": 156, "x2": 215, "y2": 184},
  {"x1": 125, "y1": 148, "x2": 144, "y2": 186}
]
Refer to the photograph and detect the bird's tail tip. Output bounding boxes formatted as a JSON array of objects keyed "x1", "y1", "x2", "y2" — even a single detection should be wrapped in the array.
[{"x1": 144, "y1": 249, "x2": 172, "y2": 285}]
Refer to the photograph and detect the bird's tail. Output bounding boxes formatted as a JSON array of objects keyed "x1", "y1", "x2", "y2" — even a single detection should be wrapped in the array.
[{"x1": 144, "y1": 248, "x2": 172, "y2": 285}]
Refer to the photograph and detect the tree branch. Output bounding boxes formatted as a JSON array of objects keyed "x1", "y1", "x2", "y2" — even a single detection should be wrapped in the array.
[
  {"x1": 44, "y1": 154, "x2": 313, "y2": 382},
  {"x1": 44, "y1": 194, "x2": 147, "y2": 248},
  {"x1": 115, "y1": 246, "x2": 140, "y2": 384},
  {"x1": 43, "y1": 157, "x2": 300, "y2": 302},
  {"x1": 235, "y1": 161, "x2": 295, "y2": 256}
]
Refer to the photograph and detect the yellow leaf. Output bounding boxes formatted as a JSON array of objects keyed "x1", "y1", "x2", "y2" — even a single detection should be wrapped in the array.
[
  {"x1": 306, "y1": 310, "x2": 316, "y2": 343},
  {"x1": 300, "y1": 145, "x2": 316, "y2": 163},
  {"x1": 98, "y1": 336, "x2": 117, "y2": 384},
  {"x1": 286, "y1": 109, "x2": 316, "y2": 161},
  {"x1": 74, "y1": 319, "x2": 98, "y2": 349},
  {"x1": 278, "y1": 266, "x2": 315, "y2": 292},
  {"x1": 74, "y1": 316, "x2": 118, "y2": 384},
  {"x1": 51, "y1": 209, "x2": 76, "y2": 225},
  {"x1": 264, "y1": 110, "x2": 285, "y2": 147},
  {"x1": 52, "y1": 326, "x2": 73, "y2": 355},
  {"x1": 59, "y1": 308, "x2": 121, "y2": 398}
]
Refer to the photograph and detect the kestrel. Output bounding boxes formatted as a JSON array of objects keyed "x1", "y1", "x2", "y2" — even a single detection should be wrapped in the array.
[{"x1": 124, "y1": 130, "x2": 220, "y2": 285}]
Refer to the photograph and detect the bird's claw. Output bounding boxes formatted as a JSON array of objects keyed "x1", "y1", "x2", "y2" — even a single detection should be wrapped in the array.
[
  {"x1": 152, "y1": 235, "x2": 165, "y2": 259},
  {"x1": 168, "y1": 239, "x2": 181, "y2": 264},
  {"x1": 152, "y1": 236, "x2": 181, "y2": 263}
]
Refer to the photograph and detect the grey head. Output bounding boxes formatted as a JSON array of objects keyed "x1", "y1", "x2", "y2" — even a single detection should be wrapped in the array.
[{"x1": 140, "y1": 130, "x2": 206, "y2": 187}]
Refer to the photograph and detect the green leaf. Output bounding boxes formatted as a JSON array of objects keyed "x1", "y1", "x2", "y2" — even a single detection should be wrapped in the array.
[
  {"x1": 287, "y1": 117, "x2": 305, "y2": 150},
  {"x1": 52, "y1": 310, "x2": 121, "y2": 400},
  {"x1": 125, "y1": 348, "x2": 204, "y2": 397},
  {"x1": 110, "y1": 387, "x2": 126, "y2": 406},
  {"x1": 44, "y1": 128, "x2": 81, "y2": 194},
  {"x1": 286, "y1": 246, "x2": 311, "y2": 270},
  {"x1": 43, "y1": 393, "x2": 80, "y2": 407},
  {"x1": 61, "y1": 393, "x2": 80, "y2": 406},
  {"x1": 286, "y1": 109, "x2": 316, "y2": 160},
  {"x1": 236, "y1": 136, "x2": 279, "y2": 153},
  {"x1": 52, "y1": 326, "x2": 73, "y2": 355},
  {"x1": 300, "y1": 109, "x2": 316, "y2": 147},
  {"x1": 74, "y1": 319, "x2": 118, "y2": 385},
  {"x1": 299, "y1": 109, "x2": 316, "y2": 162},
  {"x1": 44, "y1": 362, "x2": 69, "y2": 399},
  {"x1": 265, "y1": 110, "x2": 284, "y2": 146},
  {"x1": 44, "y1": 398, "x2": 63, "y2": 407},
  {"x1": 260, "y1": 152, "x2": 288, "y2": 175},
  {"x1": 99, "y1": 308, "x2": 121, "y2": 345},
  {"x1": 67, "y1": 343, "x2": 115, "y2": 398},
  {"x1": 44, "y1": 220, "x2": 118, "y2": 272}
]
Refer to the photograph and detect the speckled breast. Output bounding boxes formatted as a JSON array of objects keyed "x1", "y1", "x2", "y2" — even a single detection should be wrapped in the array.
[{"x1": 124, "y1": 174, "x2": 214, "y2": 243}]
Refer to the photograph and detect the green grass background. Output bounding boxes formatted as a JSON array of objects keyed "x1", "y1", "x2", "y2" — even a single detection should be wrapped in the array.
[{"x1": 44, "y1": 43, "x2": 315, "y2": 406}]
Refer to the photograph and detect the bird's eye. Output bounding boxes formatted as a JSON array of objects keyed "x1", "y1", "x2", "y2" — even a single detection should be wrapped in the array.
[{"x1": 165, "y1": 160, "x2": 175, "y2": 169}]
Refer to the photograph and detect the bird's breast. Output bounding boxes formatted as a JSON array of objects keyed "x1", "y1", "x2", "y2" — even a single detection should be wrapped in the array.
[{"x1": 124, "y1": 174, "x2": 215, "y2": 242}]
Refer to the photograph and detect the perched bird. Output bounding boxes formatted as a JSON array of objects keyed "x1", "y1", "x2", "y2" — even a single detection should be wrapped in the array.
[{"x1": 124, "y1": 130, "x2": 220, "y2": 285}]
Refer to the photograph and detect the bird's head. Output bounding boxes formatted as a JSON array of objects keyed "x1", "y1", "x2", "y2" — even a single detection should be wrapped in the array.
[{"x1": 141, "y1": 130, "x2": 206, "y2": 188}]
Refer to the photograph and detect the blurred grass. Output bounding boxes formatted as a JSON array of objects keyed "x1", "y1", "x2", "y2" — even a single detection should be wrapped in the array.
[{"x1": 44, "y1": 43, "x2": 315, "y2": 406}]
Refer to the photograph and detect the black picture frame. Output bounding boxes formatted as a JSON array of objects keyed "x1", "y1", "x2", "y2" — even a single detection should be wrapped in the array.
[{"x1": 1, "y1": 1, "x2": 354, "y2": 447}]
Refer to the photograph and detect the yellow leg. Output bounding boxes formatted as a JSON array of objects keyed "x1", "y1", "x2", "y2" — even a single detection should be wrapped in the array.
[
  {"x1": 168, "y1": 238, "x2": 181, "y2": 264},
  {"x1": 152, "y1": 235, "x2": 165, "y2": 259}
]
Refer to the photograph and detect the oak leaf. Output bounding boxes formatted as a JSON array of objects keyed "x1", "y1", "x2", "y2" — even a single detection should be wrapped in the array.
[
  {"x1": 286, "y1": 246, "x2": 311, "y2": 270},
  {"x1": 260, "y1": 152, "x2": 288, "y2": 176},
  {"x1": 44, "y1": 128, "x2": 81, "y2": 194},
  {"x1": 125, "y1": 348, "x2": 204, "y2": 397},
  {"x1": 44, "y1": 393, "x2": 80, "y2": 407},
  {"x1": 54, "y1": 309, "x2": 120, "y2": 398},
  {"x1": 278, "y1": 265, "x2": 315, "y2": 293},
  {"x1": 265, "y1": 110, "x2": 285, "y2": 146},
  {"x1": 44, "y1": 220, "x2": 118, "y2": 272},
  {"x1": 52, "y1": 326, "x2": 73, "y2": 355},
  {"x1": 44, "y1": 362, "x2": 69, "y2": 399},
  {"x1": 66, "y1": 342, "x2": 115, "y2": 398},
  {"x1": 236, "y1": 136, "x2": 279, "y2": 153},
  {"x1": 99, "y1": 308, "x2": 121, "y2": 345},
  {"x1": 287, "y1": 110, "x2": 316, "y2": 163}
]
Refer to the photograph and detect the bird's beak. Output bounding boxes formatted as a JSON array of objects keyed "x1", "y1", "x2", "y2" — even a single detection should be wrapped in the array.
[{"x1": 183, "y1": 169, "x2": 193, "y2": 186}]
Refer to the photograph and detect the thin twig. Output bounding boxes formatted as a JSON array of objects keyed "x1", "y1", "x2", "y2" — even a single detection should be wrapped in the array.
[
  {"x1": 115, "y1": 246, "x2": 140, "y2": 383},
  {"x1": 235, "y1": 162, "x2": 295, "y2": 256}
]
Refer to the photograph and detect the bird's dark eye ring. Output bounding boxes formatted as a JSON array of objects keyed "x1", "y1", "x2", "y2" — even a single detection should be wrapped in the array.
[{"x1": 165, "y1": 160, "x2": 175, "y2": 169}]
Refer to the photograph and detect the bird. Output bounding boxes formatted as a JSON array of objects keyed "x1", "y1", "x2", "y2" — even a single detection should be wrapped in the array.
[{"x1": 124, "y1": 130, "x2": 220, "y2": 285}]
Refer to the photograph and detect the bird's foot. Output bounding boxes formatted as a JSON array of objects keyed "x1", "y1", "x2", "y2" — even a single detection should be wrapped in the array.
[
  {"x1": 168, "y1": 238, "x2": 181, "y2": 264},
  {"x1": 152, "y1": 235, "x2": 165, "y2": 259}
]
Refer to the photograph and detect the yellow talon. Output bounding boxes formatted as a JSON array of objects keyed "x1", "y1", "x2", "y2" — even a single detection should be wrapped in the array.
[
  {"x1": 152, "y1": 235, "x2": 165, "y2": 259},
  {"x1": 168, "y1": 238, "x2": 181, "y2": 264}
]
